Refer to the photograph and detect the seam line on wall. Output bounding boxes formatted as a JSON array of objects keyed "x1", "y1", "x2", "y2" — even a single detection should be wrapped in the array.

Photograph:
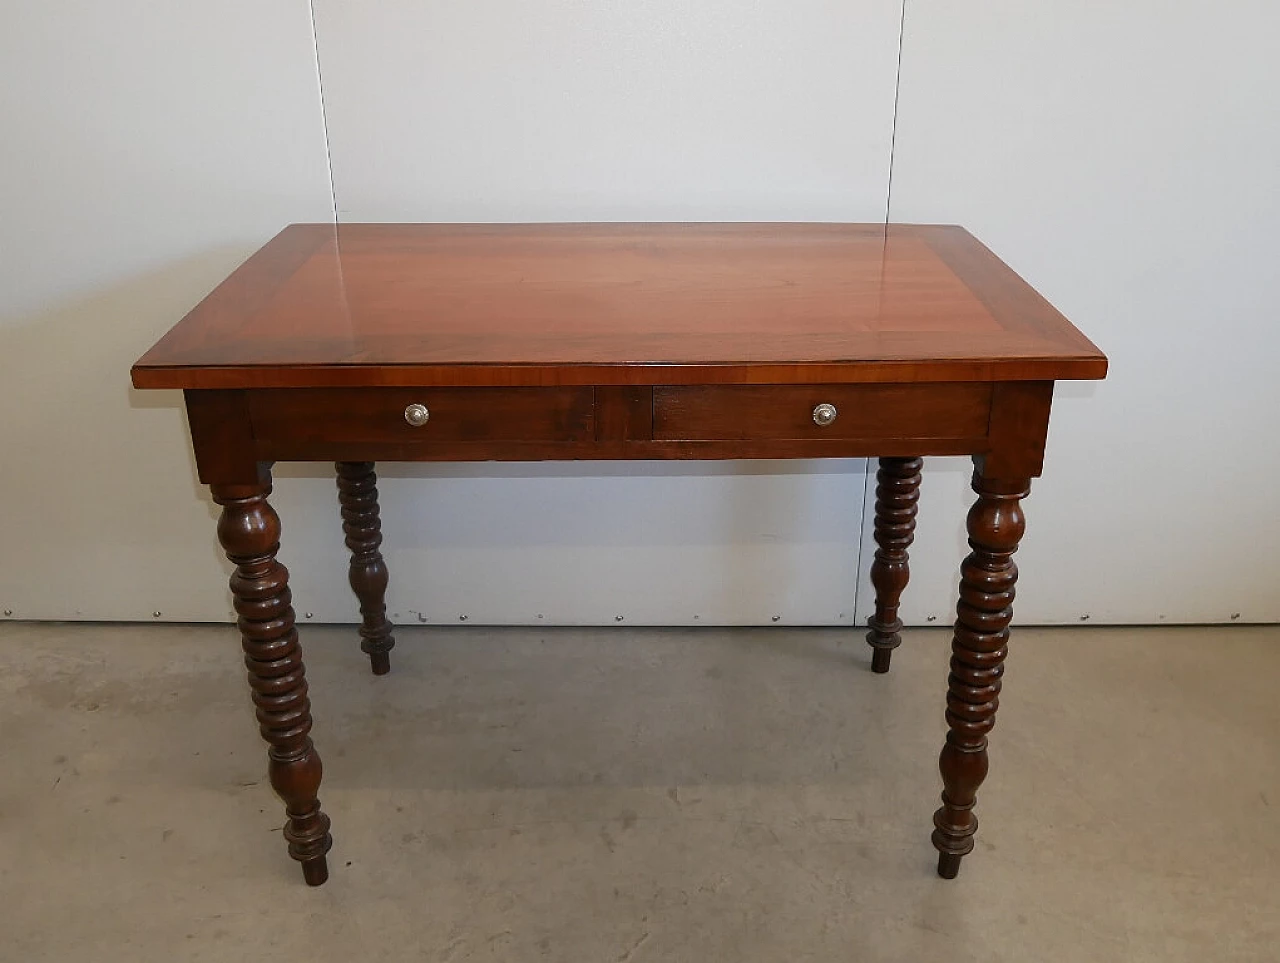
[
  {"x1": 853, "y1": 457, "x2": 875, "y2": 623},
  {"x1": 306, "y1": 0, "x2": 339, "y2": 222},
  {"x1": 884, "y1": 0, "x2": 908, "y2": 226},
  {"x1": 857, "y1": 1, "x2": 908, "y2": 623}
]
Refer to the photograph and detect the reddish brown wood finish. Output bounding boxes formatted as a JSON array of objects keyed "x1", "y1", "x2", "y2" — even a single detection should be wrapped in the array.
[
  {"x1": 594, "y1": 386, "x2": 653, "y2": 443},
  {"x1": 217, "y1": 383, "x2": 998, "y2": 465},
  {"x1": 653, "y1": 383, "x2": 990, "y2": 442},
  {"x1": 184, "y1": 389, "x2": 259, "y2": 485},
  {"x1": 335, "y1": 462, "x2": 395, "y2": 675},
  {"x1": 866, "y1": 457, "x2": 923, "y2": 673},
  {"x1": 251, "y1": 387, "x2": 595, "y2": 447},
  {"x1": 250, "y1": 436, "x2": 985, "y2": 464},
  {"x1": 133, "y1": 222, "x2": 1109, "y2": 885},
  {"x1": 212, "y1": 472, "x2": 332, "y2": 886},
  {"x1": 933, "y1": 466, "x2": 1030, "y2": 878},
  {"x1": 132, "y1": 224, "x2": 1107, "y2": 390},
  {"x1": 983, "y1": 381, "x2": 1055, "y2": 478}
]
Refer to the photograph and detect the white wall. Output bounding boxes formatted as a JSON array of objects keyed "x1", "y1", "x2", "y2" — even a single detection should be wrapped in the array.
[
  {"x1": 313, "y1": 0, "x2": 900, "y2": 222},
  {"x1": 854, "y1": 0, "x2": 1280, "y2": 626},
  {"x1": 0, "y1": 1, "x2": 333, "y2": 621},
  {"x1": 0, "y1": 1, "x2": 900, "y2": 625},
  {"x1": 3, "y1": 3, "x2": 1277, "y2": 626}
]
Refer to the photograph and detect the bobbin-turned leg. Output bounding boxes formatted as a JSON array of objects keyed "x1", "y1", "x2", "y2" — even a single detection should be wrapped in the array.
[
  {"x1": 932, "y1": 468, "x2": 1030, "y2": 878},
  {"x1": 866, "y1": 456, "x2": 922, "y2": 673},
  {"x1": 335, "y1": 462, "x2": 396, "y2": 675},
  {"x1": 213, "y1": 474, "x2": 333, "y2": 886}
]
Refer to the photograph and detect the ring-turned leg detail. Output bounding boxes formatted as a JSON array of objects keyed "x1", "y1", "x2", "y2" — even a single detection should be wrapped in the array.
[
  {"x1": 213, "y1": 476, "x2": 333, "y2": 886},
  {"x1": 866, "y1": 456, "x2": 922, "y2": 673},
  {"x1": 336, "y1": 462, "x2": 396, "y2": 675},
  {"x1": 932, "y1": 469, "x2": 1030, "y2": 878}
]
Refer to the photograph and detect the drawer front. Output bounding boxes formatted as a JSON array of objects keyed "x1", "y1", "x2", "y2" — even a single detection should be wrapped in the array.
[
  {"x1": 249, "y1": 387, "x2": 595, "y2": 445},
  {"x1": 652, "y1": 383, "x2": 992, "y2": 442}
]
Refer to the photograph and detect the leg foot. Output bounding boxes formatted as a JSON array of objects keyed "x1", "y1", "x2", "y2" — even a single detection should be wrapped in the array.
[
  {"x1": 214, "y1": 473, "x2": 334, "y2": 885},
  {"x1": 301, "y1": 856, "x2": 330, "y2": 887},
  {"x1": 866, "y1": 456, "x2": 922, "y2": 673},
  {"x1": 936, "y1": 852, "x2": 963, "y2": 879},
  {"x1": 336, "y1": 462, "x2": 396, "y2": 675},
  {"x1": 931, "y1": 467, "x2": 1030, "y2": 874}
]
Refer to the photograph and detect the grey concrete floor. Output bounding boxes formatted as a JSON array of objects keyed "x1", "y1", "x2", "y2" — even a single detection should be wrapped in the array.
[{"x1": 1, "y1": 622, "x2": 1278, "y2": 962}]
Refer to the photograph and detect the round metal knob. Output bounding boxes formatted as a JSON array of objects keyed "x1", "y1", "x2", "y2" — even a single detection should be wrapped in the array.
[
  {"x1": 404, "y1": 403, "x2": 430, "y2": 427},
  {"x1": 812, "y1": 403, "x2": 838, "y2": 427}
]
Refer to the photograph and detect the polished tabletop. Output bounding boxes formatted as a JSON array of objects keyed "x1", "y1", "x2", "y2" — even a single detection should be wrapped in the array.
[{"x1": 131, "y1": 223, "x2": 1107, "y2": 390}]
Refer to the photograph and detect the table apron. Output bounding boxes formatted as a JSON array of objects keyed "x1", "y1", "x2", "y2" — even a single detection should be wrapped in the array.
[
  {"x1": 251, "y1": 437, "x2": 992, "y2": 462},
  {"x1": 185, "y1": 381, "x2": 1051, "y2": 480},
  {"x1": 244, "y1": 383, "x2": 992, "y2": 462}
]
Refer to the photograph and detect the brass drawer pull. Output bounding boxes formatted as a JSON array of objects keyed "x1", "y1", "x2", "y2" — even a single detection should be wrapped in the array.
[
  {"x1": 812, "y1": 403, "x2": 838, "y2": 427},
  {"x1": 404, "y1": 403, "x2": 430, "y2": 427}
]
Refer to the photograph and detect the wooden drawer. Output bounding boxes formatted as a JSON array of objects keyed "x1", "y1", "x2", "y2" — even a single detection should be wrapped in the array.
[
  {"x1": 652, "y1": 383, "x2": 992, "y2": 442},
  {"x1": 248, "y1": 387, "x2": 595, "y2": 446}
]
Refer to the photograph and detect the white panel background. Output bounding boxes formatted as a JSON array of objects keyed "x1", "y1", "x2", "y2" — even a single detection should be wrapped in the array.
[
  {"x1": 312, "y1": 0, "x2": 901, "y2": 223},
  {"x1": 854, "y1": 1, "x2": 1280, "y2": 626},
  {"x1": 0, "y1": 1, "x2": 901, "y2": 625},
  {"x1": 3, "y1": 2, "x2": 1277, "y2": 627},
  {"x1": 278, "y1": 463, "x2": 866, "y2": 627},
  {"x1": 0, "y1": 1, "x2": 334, "y2": 621}
]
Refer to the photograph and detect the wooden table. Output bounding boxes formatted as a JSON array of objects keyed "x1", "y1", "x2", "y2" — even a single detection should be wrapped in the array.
[{"x1": 132, "y1": 223, "x2": 1107, "y2": 886}]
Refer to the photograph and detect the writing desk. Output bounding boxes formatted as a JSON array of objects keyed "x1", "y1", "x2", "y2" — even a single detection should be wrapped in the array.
[{"x1": 132, "y1": 223, "x2": 1107, "y2": 886}]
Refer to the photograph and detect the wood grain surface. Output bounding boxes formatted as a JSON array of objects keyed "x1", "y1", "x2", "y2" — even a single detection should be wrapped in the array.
[
  {"x1": 652, "y1": 383, "x2": 990, "y2": 441},
  {"x1": 132, "y1": 223, "x2": 1107, "y2": 389}
]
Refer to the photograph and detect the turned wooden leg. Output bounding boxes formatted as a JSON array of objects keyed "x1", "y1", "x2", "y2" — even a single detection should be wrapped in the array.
[
  {"x1": 213, "y1": 474, "x2": 333, "y2": 886},
  {"x1": 335, "y1": 462, "x2": 396, "y2": 675},
  {"x1": 932, "y1": 468, "x2": 1030, "y2": 879},
  {"x1": 866, "y1": 456, "x2": 922, "y2": 673}
]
